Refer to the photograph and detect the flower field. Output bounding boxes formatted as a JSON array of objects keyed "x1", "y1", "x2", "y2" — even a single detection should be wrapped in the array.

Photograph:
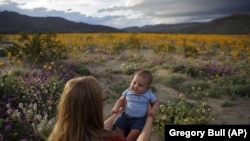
[{"x1": 0, "y1": 33, "x2": 249, "y2": 140}]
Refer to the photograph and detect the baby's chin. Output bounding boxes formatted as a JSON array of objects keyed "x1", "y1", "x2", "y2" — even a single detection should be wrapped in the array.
[
  {"x1": 131, "y1": 89, "x2": 145, "y2": 94},
  {"x1": 133, "y1": 91, "x2": 144, "y2": 95},
  {"x1": 132, "y1": 90, "x2": 139, "y2": 94}
]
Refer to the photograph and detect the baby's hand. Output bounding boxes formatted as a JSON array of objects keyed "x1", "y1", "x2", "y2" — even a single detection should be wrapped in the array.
[
  {"x1": 148, "y1": 109, "x2": 157, "y2": 117},
  {"x1": 111, "y1": 107, "x2": 119, "y2": 114}
]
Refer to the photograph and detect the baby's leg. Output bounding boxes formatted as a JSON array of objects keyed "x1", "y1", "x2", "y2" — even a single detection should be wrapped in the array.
[
  {"x1": 116, "y1": 127, "x2": 125, "y2": 137},
  {"x1": 126, "y1": 129, "x2": 141, "y2": 141}
]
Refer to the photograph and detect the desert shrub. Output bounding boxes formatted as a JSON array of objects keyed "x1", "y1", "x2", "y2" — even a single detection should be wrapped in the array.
[
  {"x1": 209, "y1": 74, "x2": 250, "y2": 97},
  {"x1": 0, "y1": 67, "x2": 23, "y2": 94},
  {"x1": 110, "y1": 81, "x2": 129, "y2": 97},
  {"x1": 75, "y1": 62, "x2": 91, "y2": 75},
  {"x1": 153, "y1": 44, "x2": 176, "y2": 54},
  {"x1": 7, "y1": 33, "x2": 67, "y2": 64},
  {"x1": 0, "y1": 61, "x2": 7, "y2": 69},
  {"x1": 0, "y1": 61, "x2": 79, "y2": 140},
  {"x1": 120, "y1": 62, "x2": 140, "y2": 75},
  {"x1": 126, "y1": 34, "x2": 141, "y2": 49},
  {"x1": 161, "y1": 75, "x2": 187, "y2": 90},
  {"x1": 110, "y1": 39, "x2": 127, "y2": 54},
  {"x1": 178, "y1": 80, "x2": 210, "y2": 99},
  {"x1": 165, "y1": 45, "x2": 176, "y2": 53},
  {"x1": 172, "y1": 63, "x2": 242, "y2": 79},
  {"x1": 171, "y1": 64, "x2": 201, "y2": 78},
  {"x1": 183, "y1": 46, "x2": 199, "y2": 57},
  {"x1": 0, "y1": 47, "x2": 7, "y2": 57},
  {"x1": 200, "y1": 62, "x2": 241, "y2": 78},
  {"x1": 153, "y1": 96, "x2": 213, "y2": 140},
  {"x1": 182, "y1": 66, "x2": 201, "y2": 78},
  {"x1": 0, "y1": 68, "x2": 64, "y2": 140}
]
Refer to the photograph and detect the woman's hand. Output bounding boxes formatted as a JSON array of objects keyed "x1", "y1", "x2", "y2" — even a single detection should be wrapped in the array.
[{"x1": 104, "y1": 101, "x2": 126, "y2": 130}]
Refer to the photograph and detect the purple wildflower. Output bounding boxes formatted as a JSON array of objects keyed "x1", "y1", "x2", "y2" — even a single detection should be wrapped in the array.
[
  {"x1": 0, "y1": 134, "x2": 3, "y2": 140},
  {"x1": 30, "y1": 98, "x2": 35, "y2": 103},
  {"x1": 2, "y1": 94, "x2": 7, "y2": 100},
  {"x1": 4, "y1": 124, "x2": 11, "y2": 132}
]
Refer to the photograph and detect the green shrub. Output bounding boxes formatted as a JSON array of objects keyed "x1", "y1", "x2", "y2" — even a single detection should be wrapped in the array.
[
  {"x1": 154, "y1": 44, "x2": 176, "y2": 54},
  {"x1": 75, "y1": 62, "x2": 91, "y2": 75},
  {"x1": 110, "y1": 81, "x2": 129, "y2": 97},
  {"x1": 153, "y1": 96, "x2": 213, "y2": 139},
  {"x1": 126, "y1": 34, "x2": 141, "y2": 49},
  {"x1": 162, "y1": 75, "x2": 186, "y2": 90},
  {"x1": 0, "y1": 63, "x2": 72, "y2": 141},
  {"x1": 210, "y1": 74, "x2": 250, "y2": 97},
  {"x1": 120, "y1": 62, "x2": 139, "y2": 75},
  {"x1": 0, "y1": 48, "x2": 7, "y2": 57},
  {"x1": 183, "y1": 46, "x2": 199, "y2": 57},
  {"x1": 7, "y1": 33, "x2": 68, "y2": 64},
  {"x1": 178, "y1": 80, "x2": 210, "y2": 99},
  {"x1": 172, "y1": 65, "x2": 201, "y2": 78},
  {"x1": 110, "y1": 39, "x2": 127, "y2": 54}
]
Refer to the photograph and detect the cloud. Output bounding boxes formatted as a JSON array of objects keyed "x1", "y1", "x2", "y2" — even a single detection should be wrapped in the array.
[
  {"x1": 1, "y1": 0, "x2": 250, "y2": 28},
  {"x1": 99, "y1": 0, "x2": 250, "y2": 24}
]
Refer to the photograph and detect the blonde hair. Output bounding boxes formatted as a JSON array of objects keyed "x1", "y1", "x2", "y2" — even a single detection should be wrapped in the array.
[{"x1": 48, "y1": 76, "x2": 115, "y2": 141}]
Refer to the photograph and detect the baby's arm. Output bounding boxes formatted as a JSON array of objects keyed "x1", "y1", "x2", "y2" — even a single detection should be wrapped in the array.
[
  {"x1": 111, "y1": 96, "x2": 126, "y2": 114},
  {"x1": 148, "y1": 100, "x2": 159, "y2": 117}
]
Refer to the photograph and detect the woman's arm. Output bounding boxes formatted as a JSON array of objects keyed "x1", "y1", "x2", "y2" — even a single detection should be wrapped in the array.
[
  {"x1": 104, "y1": 112, "x2": 120, "y2": 130},
  {"x1": 137, "y1": 115, "x2": 154, "y2": 141},
  {"x1": 104, "y1": 101, "x2": 126, "y2": 130},
  {"x1": 137, "y1": 103, "x2": 154, "y2": 141}
]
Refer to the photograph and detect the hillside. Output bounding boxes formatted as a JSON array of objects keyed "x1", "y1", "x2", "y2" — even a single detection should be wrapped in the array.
[
  {"x1": 122, "y1": 13, "x2": 250, "y2": 34},
  {"x1": 122, "y1": 23, "x2": 201, "y2": 33},
  {"x1": 178, "y1": 13, "x2": 250, "y2": 34},
  {"x1": 0, "y1": 11, "x2": 250, "y2": 34},
  {"x1": 0, "y1": 11, "x2": 123, "y2": 33}
]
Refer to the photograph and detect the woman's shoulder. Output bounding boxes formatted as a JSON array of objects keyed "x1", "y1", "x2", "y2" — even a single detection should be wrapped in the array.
[{"x1": 105, "y1": 135, "x2": 127, "y2": 141}]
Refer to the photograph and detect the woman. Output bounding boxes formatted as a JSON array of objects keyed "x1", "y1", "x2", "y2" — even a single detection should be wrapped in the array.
[{"x1": 47, "y1": 76, "x2": 153, "y2": 141}]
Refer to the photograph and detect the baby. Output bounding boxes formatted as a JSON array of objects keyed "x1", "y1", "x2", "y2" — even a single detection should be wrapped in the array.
[{"x1": 112, "y1": 69, "x2": 159, "y2": 140}]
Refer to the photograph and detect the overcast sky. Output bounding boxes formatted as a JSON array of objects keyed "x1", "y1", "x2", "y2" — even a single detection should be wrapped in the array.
[{"x1": 0, "y1": 0, "x2": 250, "y2": 29}]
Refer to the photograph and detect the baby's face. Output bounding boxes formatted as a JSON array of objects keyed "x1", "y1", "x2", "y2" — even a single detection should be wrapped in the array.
[{"x1": 130, "y1": 75, "x2": 149, "y2": 94}]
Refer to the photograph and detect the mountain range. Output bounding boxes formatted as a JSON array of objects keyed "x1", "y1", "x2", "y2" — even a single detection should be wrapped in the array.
[{"x1": 0, "y1": 11, "x2": 250, "y2": 34}]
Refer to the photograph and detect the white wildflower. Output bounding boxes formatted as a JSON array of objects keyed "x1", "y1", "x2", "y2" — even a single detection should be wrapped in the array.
[
  {"x1": 31, "y1": 123, "x2": 36, "y2": 128},
  {"x1": 6, "y1": 103, "x2": 10, "y2": 108},
  {"x1": 6, "y1": 109, "x2": 12, "y2": 115},
  {"x1": 35, "y1": 114, "x2": 42, "y2": 121},
  {"x1": 19, "y1": 103, "x2": 23, "y2": 108},
  {"x1": 120, "y1": 63, "x2": 125, "y2": 69},
  {"x1": 48, "y1": 118, "x2": 55, "y2": 126},
  {"x1": 29, "y1": 103, "x2": 33, "y2": 108},
  {"x1": 43, "y1": 114, "x2": 48, "y2": 120},
  {"x1": 159, "y1": 104, "x2": 164, "y2": 109},
  {"x1": 37, "y1": 126, "x2": 43, "y2": 133},
  {"x1": 33, "y1": 103, "x2": 37, "y2": 111}
]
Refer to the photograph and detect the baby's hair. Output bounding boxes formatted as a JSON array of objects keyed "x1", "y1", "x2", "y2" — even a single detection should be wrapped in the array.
[{"x1": 135, "y1": 70, "x2": 153, "y2": 85}]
